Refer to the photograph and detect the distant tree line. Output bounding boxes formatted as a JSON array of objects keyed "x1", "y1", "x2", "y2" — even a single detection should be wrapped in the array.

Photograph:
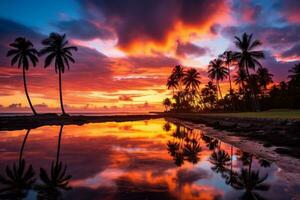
[{"x1": 163, "y1": 32, "x2": 300, "y2": 112}]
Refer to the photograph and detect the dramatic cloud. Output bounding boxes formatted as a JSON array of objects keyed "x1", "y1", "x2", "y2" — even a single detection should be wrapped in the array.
[
  {"x1": 56, "y1": 19, "x2": 115, "y2": 40},
  {"x1": 176, "y1": 41, "x2": 208, "y2": 57},
  {"x1": 78, "y1": 0, "x2": 229, "y2": 51}
]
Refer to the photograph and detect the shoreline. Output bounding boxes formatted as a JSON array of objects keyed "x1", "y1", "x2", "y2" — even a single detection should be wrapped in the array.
[
  {"x1": 160, "y1": 112, "x2": 300, "y2": 159},
  {"x1": 0, "y1": 114, "x2": 163, "y2": 131},
  {"x1": 166, "y1": 118, "x2": 300, "y2": 192}
]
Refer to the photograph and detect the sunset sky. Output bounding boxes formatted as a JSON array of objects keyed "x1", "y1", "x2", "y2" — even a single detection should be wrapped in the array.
[{"x1": 0, "y1": 0, "x2": 300, "y2": 112}]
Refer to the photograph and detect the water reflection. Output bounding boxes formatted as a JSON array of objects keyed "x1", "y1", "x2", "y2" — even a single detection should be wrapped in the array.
[
  {"x1": 0, "y1": 129, "x2": 35, "y2": 199},
  {"x1": 0, "y1": 126, "x2": 72, "y2": 200},
  {"x1": 167, "y1": 123, "x2": 271, "y2": 200},
  {"x1": 35, "y1": 125, "x2": 72, "y2": 200},
  {"x1": 0, "y1": 119, "x2": 297, "y2": 200}
]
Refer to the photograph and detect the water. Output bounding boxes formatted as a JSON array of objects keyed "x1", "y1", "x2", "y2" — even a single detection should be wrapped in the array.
[{"x1": 0, "y1": 118, "x2": 298, "y2": 200}]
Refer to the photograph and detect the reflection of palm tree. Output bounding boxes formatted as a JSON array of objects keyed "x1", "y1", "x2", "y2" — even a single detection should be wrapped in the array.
[
  {"x1": 40, "y1": 33, "x2": 77, "y2": 116},
  {"x1": 201, "y1": 135, "x2": 219, "y2": 151},
  {"x1": 183, "y1": 142, "x2": 201, "y2": 164},
  {"x1": 163, "y1": 122, "x2": 171, "y2": 132},
  {"x1": 0, "y1": 129, "x2": 35, "y2": 199},
  {"x1": 209, "y1": 150, "x2": 231, "y2": 174},
  {"x1": 7, "y1": 38, "x2": 39, "y2": 115},
  {"x1": 258, "y1": 159, "x2": 271, "y2": 168},
  {"x1": 35, "y1": 125, "x2": 71, "y2": 199},
  {"x1": 232, "y1": 169, "x2": 269, "y2": 200}
]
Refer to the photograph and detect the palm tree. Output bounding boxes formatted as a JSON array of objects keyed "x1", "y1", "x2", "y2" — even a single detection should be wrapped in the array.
[
  {"x1": 0, "y1": 129, "x2": 35, "y2": 199},
  {"x1": 288, "y1": 63, "x2": 300, "y2": 83},
  {"x1": 166, "y1": 74, "x2": 179, "y2": 95},
  {"x1": 257, "y1": 67, "x2": 273, "y2": 96},
  {"x1": 182, "y1": 68, "x2": 201, "y2": 91},
  {"x1": 163, "y1": 98, "x2": 172, "y2": 111},
  {"x1": 7, "y1": 37, "x2": 39, "y2": 115},
  {"x1": 234, "y1": 68, "x2": 247, "y2": 90},
  {"x1": 233, "y1": 33, "x2": 265, "y2": 76},
  {"x1": 221, "y1": 51, "x2": 234, "y2": 92},
  {"x1": 208, "y1": 58, "x2": 228, "y2": 98},
  {"x1": 40, "y1": 33, "x2": 77, "y2": 116},
  {"x1": 172, "y1": 65, "x2": 185, "y2": 89}
]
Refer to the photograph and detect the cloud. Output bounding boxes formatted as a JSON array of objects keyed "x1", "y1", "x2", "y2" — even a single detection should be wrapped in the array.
[
  {"x1": 277, "y1": 0, "x2": 300, "y2": 24},
  {"x1": 78, "y1": 0, "x2": 229, "y2": 51},
  {"x1": 176, "y1": 41, "x2": 208, "y2": 57},
  {"x1": 118, "y1": 95, "x2": 133, "y2": 101},
  {"x1": 281, "y1": 43, "x2": 300, "y2": 59},
  {"x1": 56, "y1": 19, "x2": 115, "y2": 40}
]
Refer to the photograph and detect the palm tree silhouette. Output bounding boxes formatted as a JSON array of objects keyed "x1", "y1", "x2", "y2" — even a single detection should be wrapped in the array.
[
  {"x1": 231, "y1": 169, "x2": 269, "y2": 200},
  {"x1": 166, "y1": 74, "x2": 179, "y2": 95},
  {"x1": 0, "y1": 129, "x2": 35, "y2": 199},
  {"x1": 162, "y1": 98, "x2": 172, "y2": 112},
  {"x1": 288, "y1": 63, "x2": 300, "y2": 83},
  {"x1": 40, "y1": 33, "x2": 77, "y2": 116},
  {"x1": 257, "y1": 68, "x2": 273, "y2": 91},
  {"x1": 182, "y1": 68, "x2": 201, "y2": 91},
  {"x1": 221, "y1": 51, "x2": 234, "y2": 92},
  {"x1": 183, "y1": 142, "x2": 202, "y2": 164},
  {"x1": 233, "y1": 33, "x2": 264, "y2": 76},
  {"x1": 172, "y1": 65, "x2": 185, "y2": 90},
  {"x1": 209, "y1": 150, "x2": 231, "y2": 174},
  {"x1": 6, "y1": 37, "x2": 39, "y2": 115},
  {"x1": 208, "y1": 58, "x2": 228, "y2": 98},
  {"x1": 234, "y1": 68, "x2": 247, "y2": 91},
  {"x1": 35, "y1": 125, "x2": 72, "y2": 199}
]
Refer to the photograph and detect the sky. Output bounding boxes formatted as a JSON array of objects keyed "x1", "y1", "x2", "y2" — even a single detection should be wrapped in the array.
[{"x1": 0, "y1": 0, "x2": 300, "y2": 112}]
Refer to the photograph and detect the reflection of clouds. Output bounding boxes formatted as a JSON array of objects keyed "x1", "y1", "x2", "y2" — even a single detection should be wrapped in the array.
[{"x1": 0, "y1": 119, "x2": 296, "y2": 199}]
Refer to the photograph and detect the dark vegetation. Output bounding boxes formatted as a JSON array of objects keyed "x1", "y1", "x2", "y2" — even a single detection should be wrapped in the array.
[{"x1": 163, "y1": 33, "x2": 300, "y2": 113}]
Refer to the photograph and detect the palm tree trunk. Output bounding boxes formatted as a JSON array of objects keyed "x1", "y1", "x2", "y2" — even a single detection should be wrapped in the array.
[
  {"x1": 23, "y1": 67, "x2": 37, "y2": 115},
  {"x1": 19, "y1": 129, "x2": 30, "y2": 164},
  {"x1": 56, "y1": 125, "x2": 63, "y2": 166},
  {"x1": 58, "y1": 68, "x2": 66, "y2": 115}
]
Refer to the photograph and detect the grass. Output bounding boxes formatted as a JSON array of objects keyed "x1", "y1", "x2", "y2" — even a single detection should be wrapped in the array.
[{"x1": 205, "y1": 109, "x2": 300, "y2": 120}]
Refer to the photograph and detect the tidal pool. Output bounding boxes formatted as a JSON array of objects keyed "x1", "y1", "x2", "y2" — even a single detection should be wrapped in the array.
[{"x1": 0, "y1": 118, "x2": 298, "y2": 200}]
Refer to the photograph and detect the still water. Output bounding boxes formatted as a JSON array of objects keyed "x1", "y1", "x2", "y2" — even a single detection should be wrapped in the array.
[{"x1": 0, "y1": 118, "x2": 298, "y2": 200}]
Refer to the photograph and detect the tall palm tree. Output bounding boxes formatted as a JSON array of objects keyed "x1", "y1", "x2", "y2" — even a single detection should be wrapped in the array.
[
  {"x1": 40, "y1": 33, "x2": 77, "y2": 116},
  {"x1": 7, "y1": 37, "x2": 39, "y2": 115},
  {"x1": 208, "y1": 58, "x2": 228, "y2": 98},
  {"x1": 233, "y1": 33, "x2": 265, "y2": 76},
  {"x1": 172, "y1": 65, "x2": 185, "y2": 90},
  {"x1": 166, "y1": 74, "x2": 179, "y2": 95},
  {"x1": 182, "y1": 68, "x2": 201, "y2": 91},
  {"x1": 221, "y1": 51, "x2": 234, "y2": 92}
]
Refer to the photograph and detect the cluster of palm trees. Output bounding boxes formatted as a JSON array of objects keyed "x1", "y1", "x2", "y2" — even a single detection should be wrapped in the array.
[
  {"x1": 7, "y1": 33, "x2": 77, "y2": 116},
  {"x1": 164, "y1": 32, "x2": 300, "y2": 112},
  {"x1": 165, "y1": 123, "x2": 271, "y2": 199},
  {"x1": 0, "y1": 126, "x2": 71, "y2": 199}
]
